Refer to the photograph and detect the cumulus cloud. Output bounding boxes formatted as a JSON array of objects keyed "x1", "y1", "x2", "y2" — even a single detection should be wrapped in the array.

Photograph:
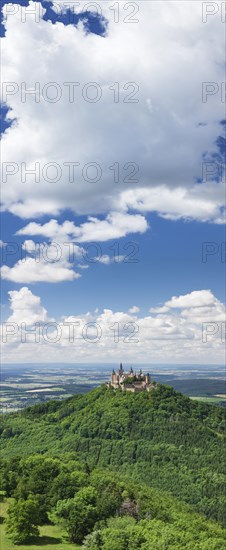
[
  {"x1": 1, "y1": 257, "x2": 81, "y2": 283},
  {"x1": 17, "y1": 221, "x2": 77, "y2": 240},
  {"x1": 165, "y1": 289, "x2": 217, "y2": 309},
  {"x1": 117, "y1": 185, "x2": 226, "y2": 223},
  {"x1": 16, "y1": 212, "x2": 148, "y2": 242},
  {"x1": 1, "y1": 4, "x2": 225, "y2": 361},
  {"x1": 1, "y1": 233, "x2": 83, "y2": 283},
  {"x1": 1, "y1": 1, "x2": 225, "y2": 223},
  {"x1": 2, "y1": 212, "x2": 146, "y2": 283},
  {"x1": 92, "y1": 254, "x2": 111, "y2": 265},
  {"x1": 149, "y1": 306, "x2": 169, "y2": 314},
  {"x1": 152, "y1": 290, "x2": 226, "y2": 325},
  {"x1": 128, "y1": 306, "x2": 140, "y2": 314},
  {"x1": 0, "y1": 212, "x2": 146, "y2": 283},
  {"x1": 7, "y1": 286, "x2": 48, "y2": 325},
  {"x1": 1, "y1": 288, "x2": 225, "y2": 363}
]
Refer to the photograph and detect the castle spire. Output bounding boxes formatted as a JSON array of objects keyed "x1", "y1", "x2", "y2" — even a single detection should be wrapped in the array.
[{"x1": 119, "y1": 362, "x2": 124, "y2": 375}]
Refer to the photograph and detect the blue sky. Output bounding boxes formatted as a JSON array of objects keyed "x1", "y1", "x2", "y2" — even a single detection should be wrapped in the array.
[
  {"x1": 1, "y1": 211, "x2": 225, "y2": 319},
  {"x1": 1, "y1": 1, "x2": 225, "y2": 363},
  {"x1": 0, "y1": 0, "x2": 108, "y2": 37}
]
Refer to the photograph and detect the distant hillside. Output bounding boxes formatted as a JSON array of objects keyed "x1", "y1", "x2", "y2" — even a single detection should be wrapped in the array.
[
  {"x1": 1, "y1": 384, "x2": 225, "y2": 524},
  {"x1": 167, "y1": 378, "x2": 226, "y2": 398}
]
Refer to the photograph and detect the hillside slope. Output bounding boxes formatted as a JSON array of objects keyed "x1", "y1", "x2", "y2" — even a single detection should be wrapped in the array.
[{"x1": 1, "y1": 384, "x2": 225, "y2": 523}]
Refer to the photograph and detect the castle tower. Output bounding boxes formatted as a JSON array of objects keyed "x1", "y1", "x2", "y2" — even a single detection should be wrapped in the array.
[
  {"x1": 111, "y1": 369, "x2": 118, "y2": 386},
  {"x1": 145, "y1": 373, "x2": 151, "y2": 385},
  {"x1": 119, "y1": 363, "x2": 124, "y2": 376}
]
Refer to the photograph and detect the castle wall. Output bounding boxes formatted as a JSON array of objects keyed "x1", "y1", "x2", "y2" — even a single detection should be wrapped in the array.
[{"x1": 110, "y1": 367, "x2": 155, "y2": 393}]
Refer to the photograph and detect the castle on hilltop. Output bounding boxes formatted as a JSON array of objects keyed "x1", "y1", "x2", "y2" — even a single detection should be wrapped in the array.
[{"x1": 108, "y1": 363, "x2": 156, "y2": 393}]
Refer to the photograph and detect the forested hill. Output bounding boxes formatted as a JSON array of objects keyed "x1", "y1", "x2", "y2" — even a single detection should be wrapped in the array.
[{"x1": 1, "y1": 384, "x2": 226, "y2": 525}]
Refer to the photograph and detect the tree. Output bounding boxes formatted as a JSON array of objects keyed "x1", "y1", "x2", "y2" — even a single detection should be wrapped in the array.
[
  {"x1": 83, "y1": 530, "x2": 103, "y2": 549},
  {"x1": 49, "y1": 470, "x2": 88, "y2": 505},
  {"x1": 5, "y1": 498, "x2": 40, "y2": 544},
  {"x1": 54, "y1": 486, "x2": 98, "y2": 543}
]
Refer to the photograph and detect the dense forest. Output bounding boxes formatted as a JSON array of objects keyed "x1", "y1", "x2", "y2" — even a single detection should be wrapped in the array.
[{"x1": 1, "y1": 384, "x2": 226, "y2": 548}]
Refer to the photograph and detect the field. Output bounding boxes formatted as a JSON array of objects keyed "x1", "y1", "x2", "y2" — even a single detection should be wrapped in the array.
[
  {"x1": 0, "y1": 500, "x2": 81, "y2": 550},
  {"x1": 0, "y1": 364, "x2": 110, "y2": 412},
  {"x1": 1, "y1": 363, "x2": 225, "y2": 412}
]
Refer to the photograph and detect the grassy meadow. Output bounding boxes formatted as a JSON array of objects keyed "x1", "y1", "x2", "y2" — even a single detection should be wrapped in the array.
[{"x1": 0, "y1": 500, "x2": 81, "y2": 550}]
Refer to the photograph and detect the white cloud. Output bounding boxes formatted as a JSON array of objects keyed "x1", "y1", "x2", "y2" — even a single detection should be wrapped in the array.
[
  {"x1": 7, "y1": 287, "x2": 48, "y2": 325},
  {"x1": 21, "y1": 240, "x2": 37, "y2": 254},
  {"x1": 95, "y1": 255, "x2": 111, "y2": 265},
  {"x1": 1, "y1": 2, "x2": 225, "y2": 223},
  {"x1": 16, "y1": 212, "x2": 148, "y2": 242},
  {"x1": 1, "y1": 257, "x2": 81, "y2": 283},
  {"x1": 1, "y1": 5, "x2": 225, "y2": 362},
  {"x1": 165, "y1": 289, "x2": 217, "y2": 309},
  {"x1": 77, "y1": 264, "x2": 89, "y2": 270},
  {"x1": 17, "y1": 220, "x2": 79, "y2": 240},
  {"x1": 149, "y1": 306, "x2": 169, "y2": 314},
  {"x1": 152, "y1": 290, "x2": 226, "y2": 325},
  {"x1": 2, "y1": 212, "x2": 146, "y2": 283},
  {"x1": 117, "y1": 185, "x2": 226, "y2": 223},
  {"x1": 1, "y1": 288, "x2": 225, "y2": 363},
  {"x1": 82, "y1": 254, "x2": 125, "y2": 265},
  {"x1": 128, "y1": 306, "x2": 140, "y2": 314},
  {"x1": 1, "y1": 233, "x2": 83, "y2": 283}
]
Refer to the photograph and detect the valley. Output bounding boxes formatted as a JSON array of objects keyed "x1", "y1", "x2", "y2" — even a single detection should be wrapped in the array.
[{"x1": 1, "y1": 363, "x2": 225, "y2": 412}]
